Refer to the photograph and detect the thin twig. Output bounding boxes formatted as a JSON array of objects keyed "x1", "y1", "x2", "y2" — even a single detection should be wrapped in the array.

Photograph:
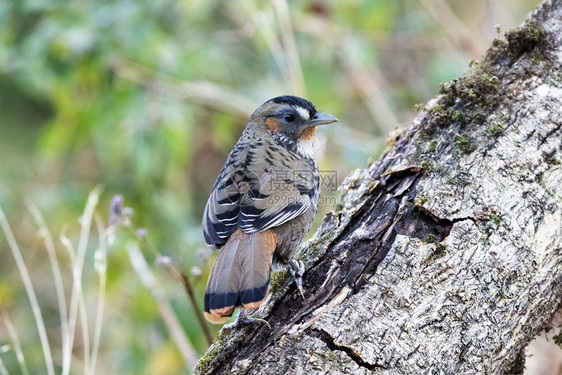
[
  {"x1": 158, "y1": 262, "x2": 213, "y2": 346},
  {"x1": 180, "y1": 272, "x2": 213, "y2": 345},
  {"x1": 127, "y1": 241, "x2": 199, "y2": 369},
  {"x1": 0, "y1": 207, "x2": 54, "y2": 375},
  {"x1": 192, "y1": 249, "x2": 212, "y2": 287},
  {"x1": 121, "y1": 224, "x2": 213, "y2": 346}
]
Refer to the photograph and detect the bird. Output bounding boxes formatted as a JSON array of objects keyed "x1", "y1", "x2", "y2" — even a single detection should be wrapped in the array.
[{"x1": 202, "y1": 95, "x2": 338, "y2": 325}]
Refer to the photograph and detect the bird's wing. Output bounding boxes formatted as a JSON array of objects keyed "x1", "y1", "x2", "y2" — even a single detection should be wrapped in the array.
[
  {"x1": 238, "y1": 170, "x2": 315, "y2": 234},
  {"x1": 204, "y1": 141, "x2": 317, "y2": 246},
  {"x1": 203, "y1": 164, "x2": 244, "y2": 248}
]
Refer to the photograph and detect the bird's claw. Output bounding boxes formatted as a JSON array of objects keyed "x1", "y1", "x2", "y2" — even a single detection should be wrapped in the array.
[
  {"x1": 289, "y1": 259, "x2": 305, "y2": 299},
  {"x1": 222, "y1": 310, "x2": 271, "y2": 331}
]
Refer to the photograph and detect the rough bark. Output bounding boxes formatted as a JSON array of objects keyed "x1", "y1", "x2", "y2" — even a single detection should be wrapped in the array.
[{"x1": 196, "y1": 1, "x2": 562, "y2": 374}]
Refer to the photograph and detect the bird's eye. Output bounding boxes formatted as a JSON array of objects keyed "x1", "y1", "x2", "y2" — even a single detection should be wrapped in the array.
[{"x1": 284, "y1": 114, "x2": 295, "y2": 122}]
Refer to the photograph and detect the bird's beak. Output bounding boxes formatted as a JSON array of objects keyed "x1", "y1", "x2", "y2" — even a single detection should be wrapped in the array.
[{"x1": 307, "y1": 112, "x2": 338, "y2": 126}]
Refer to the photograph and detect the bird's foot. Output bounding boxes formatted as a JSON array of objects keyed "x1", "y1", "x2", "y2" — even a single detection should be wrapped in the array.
[
  {"x1": 289, "y1": 259, "x2": 305, "y2": 299},
  {"x1": 222, "y1": 310, "x2": 271, "y2": 330}
]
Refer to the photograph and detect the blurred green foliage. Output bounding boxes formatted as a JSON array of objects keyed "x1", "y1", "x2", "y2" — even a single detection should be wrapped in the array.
[{"x1": 0, "y1": 0, "x2": 540, "y2": 373}]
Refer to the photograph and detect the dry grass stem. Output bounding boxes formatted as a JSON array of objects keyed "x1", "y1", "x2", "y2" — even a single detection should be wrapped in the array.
[
  {"x1": 27, "y1": 203, "x2": 69, "y2": 359},
  {"x1": 0, "y1": 207, "x2": 55, "y2": 375},
  {"x1": 88, "y1": 215, "x2": 108, "y2": 375},
  {"x1": 62, "y1": 187, "x2": 101, "y2": 375},
  {"x1": 0, "y1": 312, "x2": 29, "y2": 375}
]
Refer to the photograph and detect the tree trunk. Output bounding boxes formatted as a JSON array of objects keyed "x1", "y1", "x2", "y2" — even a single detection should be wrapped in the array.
[{"x1": 196, "y1": 1, "x2": 562, "y2": 373}]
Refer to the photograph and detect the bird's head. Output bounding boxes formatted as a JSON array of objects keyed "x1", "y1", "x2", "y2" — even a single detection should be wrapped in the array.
[{"x1": 249, "y1": 95, "x2": 338, "y2": 155}]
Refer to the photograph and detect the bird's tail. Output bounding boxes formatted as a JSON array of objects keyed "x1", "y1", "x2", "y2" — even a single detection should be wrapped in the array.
[{"x1": 204, "y1": 228, "x2": 277, "y2": 324}]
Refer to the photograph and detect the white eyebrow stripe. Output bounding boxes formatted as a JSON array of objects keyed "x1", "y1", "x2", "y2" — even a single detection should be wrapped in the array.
[{"x1": 295, "y1": 107, "x2": 310, "y2": 120}]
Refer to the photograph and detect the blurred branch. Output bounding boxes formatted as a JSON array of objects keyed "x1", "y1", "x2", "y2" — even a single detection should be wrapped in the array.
[
  {"x1": 296, "y1": 12, "x2": 402, "y2": 135},
  {"x1": 419, "y1": 0, "x2": 486, "y2": 57},
  {"x1": 239, "y1": 1, "x2": 292, "y2": 92},
  {"x1": 273, "y1": 0, "x2": 306, "y2": 96},
  {"x1": 365, "y1": 32, "x2": 479, "y2": 51},
  {"x1": 213, "y1": 19, "x2": 259, "y2": 44},
  {"x1": 151, "y1": 249, "x2": 213, "y2": 347},
  {"x1": 232, "y1": 0, "x2": 307, "y2": 95},
  {"x1": 0, "y1": 207, "x2": 55, "y2": 375},
  {"x1": 158, "y1": 261, "x2": 214, "y2": 347},
  {"x1": 336, "y1": 38, "x2": 401, "y2": 134},
  {"x1": 112, "y1": 59, "x2": 257, "y2": 119},
  {"x1": 109, "y1": 195, "x2": 213, "y2": 346},
  {"x1": 127, "y1": 241, "x2": 199, "y2": 370},
  {"x1": 0, "y1": 357, "x2": 8, "y2": 375}
]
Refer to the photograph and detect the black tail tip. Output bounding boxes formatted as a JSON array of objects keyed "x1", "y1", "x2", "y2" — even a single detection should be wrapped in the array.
[{"x1": 204, "y1": 284, "x2": 270, "y2": 323}]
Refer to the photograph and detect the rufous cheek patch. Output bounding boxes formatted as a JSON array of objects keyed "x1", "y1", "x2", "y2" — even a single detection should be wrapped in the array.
[{"x1": 266, "y1": 117, "x2": 282, "y2": 132}]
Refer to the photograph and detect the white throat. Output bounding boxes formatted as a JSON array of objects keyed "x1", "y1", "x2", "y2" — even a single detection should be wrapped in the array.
[{"x1": 297, "y1": 138, "x2": 315, "y2": 158}]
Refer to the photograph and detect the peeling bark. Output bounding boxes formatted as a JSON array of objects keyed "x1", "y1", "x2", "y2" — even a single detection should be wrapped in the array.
[{"x1": 195, "y1": 1, "x2": 562, "y2": 374}]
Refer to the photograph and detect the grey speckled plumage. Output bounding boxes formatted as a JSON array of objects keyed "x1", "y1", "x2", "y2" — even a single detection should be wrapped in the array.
[{"x1": 203, "y1": 95, "x2": 337, "y2": 323}]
